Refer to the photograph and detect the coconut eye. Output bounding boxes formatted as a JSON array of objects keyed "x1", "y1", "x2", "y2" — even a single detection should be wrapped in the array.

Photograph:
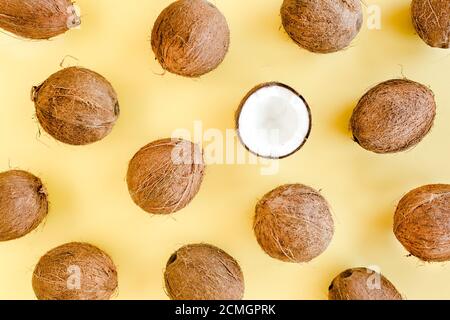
[
  {"x1": 341, "y1": 270, "x2": 354, "y2": 279},
  {"x1": 167, "y1": 253, "x2": 177, "y2": 265},
  {"x1": 114, "y1": 102, "x2": 120, "y2": 116}
]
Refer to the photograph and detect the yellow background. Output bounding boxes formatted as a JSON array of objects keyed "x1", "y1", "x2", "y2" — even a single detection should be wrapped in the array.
[{"x1": 0, "y1": 0, "x2": 449, "y2": 300}]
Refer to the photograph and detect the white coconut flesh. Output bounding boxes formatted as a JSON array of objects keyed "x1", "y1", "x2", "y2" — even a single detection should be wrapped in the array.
[{"x1": 238, "y1": 84, "x2": 311, "y2": 158}]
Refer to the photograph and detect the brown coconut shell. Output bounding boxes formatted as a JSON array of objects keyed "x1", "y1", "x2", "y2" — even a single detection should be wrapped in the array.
[
  {"x1": 127, "y1": 138, "x2": 205, "y2": 215},
  {"x1": 281, "y1": 0, "x2": 363, "y2": 53},
  {"x1": 411, "y1": 0, "x2": 450, "y2": 49},
  {"x1": 328, "y1": 267, "x2": 403, "y2": 300},
  {"x1": 32, "y1": 67, "x2": 120, "y2": 146},
  {"x1": 394, "y1": 184, "x2": 450, "y2": 262},
  {"x1": 0, "y1": 0, "x2": 79, "y2": 40},
  {"x1": 0, "y1": 170, "x2": 48, "y2": 241},
  {"x1": 151, "y1": 0, "x2": 230, "y2": 77},
  {"x1": 32, "y1": 242, "x2": 118, "y2": 300},
  {"x1": 254, "y1": 184, "x2": 334, "y2": 263},
  {"x1": 235, "y1": 82, "x2": 312, "y2": 159},
  {"x1": 164, "y1": 243, "x2": 244, "y2": 300},
  {"x1": 350, "y1": 79, "x2": 436, "y2": 154}
]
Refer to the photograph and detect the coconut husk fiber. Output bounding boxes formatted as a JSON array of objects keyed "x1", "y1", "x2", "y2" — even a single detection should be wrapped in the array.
[
  {"x1": 32, "y1": 242, "x2": 118, "y2": 300},
  {"x1": 0, "y1": 170, "x2": 48, "y2": 241},
  {"x1": 394, "y1": 184, "x2": 450, "y2": 262},
  {"x1": 127, "y1": 138, "x2": 205, "y2": 215},
  {"x1": 164, "y1": 243, "x2": 245, "y2": 300},
  {"x1": 32, "y1": 67, "x2": 120, "y2": 146},
  {"x1": 281, "y1": 0, "x2": 363, "y2": 53},
  {"x1": 254, "y1": 184, "x2": 334, "y2": 263},
  {"x1": 328, "y1": 268, "x2": 403, "y2": 300},
  {"x1": 151, "y1": 0, "x2": 230, "y2": 77},
  {"x1": 350, "y1": 79, "x2": 436, "y2": 154},
  {"x1": 0, "y1": 0, "x2": 79, "y2": 40},
  {"x1": 412, "y1": 0, "x2": 450, "y2": 48}
]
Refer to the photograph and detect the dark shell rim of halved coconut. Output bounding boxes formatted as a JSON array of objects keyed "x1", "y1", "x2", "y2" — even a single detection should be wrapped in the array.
[{"x1": 235, "y1": 82, "x2": 312, "y2": 160}]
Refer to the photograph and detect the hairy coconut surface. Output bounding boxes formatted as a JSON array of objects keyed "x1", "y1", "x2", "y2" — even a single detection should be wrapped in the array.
[
  {"x1": 412, "y1": 0, "x2": 450, "y2": 48},
  {"x1": 164, "y1": 243, "x2": 244, "y2": 300},
  {"x1": 351, "y1": 79, "x2": 436, "y2": 154},
  {"x1": 151, "y1": 0, "x2": 230, "y2": 77},
  {"x1": 394, "y1": 184, "x2": 450, "y2": 262},
  {"x1": 0, "y1": 0, "x2": 79, "y2": 40},
  {"x1": 127, "y1": 138, "x2": 205, "y2": 215},
  {"x1": 32, "y1": 67, "x2": 120, "y2": 145},
  {"x1": 235, "y1": 82, "x2": 312, "y2": 159},
  {"x1": 281, "y1": 0, "x2": 363, "y2": 53},
  {"x1": 328, "y1": 267, "x2": 403, "y2": 300},
  {"x1": 254, "y1": 184, "x2": 334, "y2": 263},
  {"x1": 32, "y1": 242, "x2": 118, "y2": 300},
  {"x1": 0, "y1": 170, "x2": 48, "y2": 242}
]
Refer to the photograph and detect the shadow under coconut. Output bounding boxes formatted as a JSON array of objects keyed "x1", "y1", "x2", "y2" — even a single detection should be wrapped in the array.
[
  {"x1": 293, "y1": 266, "x2": 343, "y2": 300},
  {"x1": 114, "y1": 247, "x2": 166, "y2": 299},
  {"x1": 214, "y1": 15, "x2": 286, "y2": 86},
  {"x1": 246, "y1": 2, "x2": 286, "y2": 45},
  {"x1": 349, "y1": 163, "x2": 435, "y2": 261},
  {"x1": 359, "y1": 205, "x2": 398, "y2": 255},
  {"x1": 354, "y1": 207, "x2": 412, "y2": 273},
  {"x1": 27, "y1": 170, "x2": 75, "y2": 239},
  {"x1": 385, "y1": 2, "x2": 417, "y2": 39},
  {"x1": 332, "y1": 100, "x2": 357, "y2": 138},
  {"x1": 104, "y1": 73, "x2": 161, "y2": 144}
]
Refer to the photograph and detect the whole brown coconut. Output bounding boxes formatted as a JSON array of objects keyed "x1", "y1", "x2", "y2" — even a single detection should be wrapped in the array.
[
  {"x1": 394, "y1": 184, "x2": 450, "y2": 262},
  {"x1": 32, "y1": 242, "x2": 118, "y2": 300},
  {"x1": 328, "y1": 268, "x2": 403, "y2": 300},
  {"x1": 32, "y1": 67, "x2": 120, "y2": 145},
  {"x1": 254, "y1": 184, "x2": 334, "y2": 263},
  {"x1": 411, "y1": 0, "x2": 450, "y2": 48},
  {"x1": 127, "y1": 138, "x2": 205, "y2": 215},
  {"x1": 281, "y1": 0, "x2": 363, "y2": 53},
  {"x1": 0, "y1": 170, "x2": 48, "y2": 241},
  {"x1": 0, "y1": 0, "x2": 80, "y2": 40},
  {"x1": 151, "y1": 0, "x2": 230, "y2": 77},
  {"x1": 164, "y1": 243, "x2": 244, "y2": 300},
  {"x1": 351, "y1": 79, "x2": 436, "y2": 154}
]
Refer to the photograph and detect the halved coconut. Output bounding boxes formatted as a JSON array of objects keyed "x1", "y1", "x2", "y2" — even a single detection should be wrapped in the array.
[{"x1": 236, "y1": 82, "x2": 311, "y2": 159}]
